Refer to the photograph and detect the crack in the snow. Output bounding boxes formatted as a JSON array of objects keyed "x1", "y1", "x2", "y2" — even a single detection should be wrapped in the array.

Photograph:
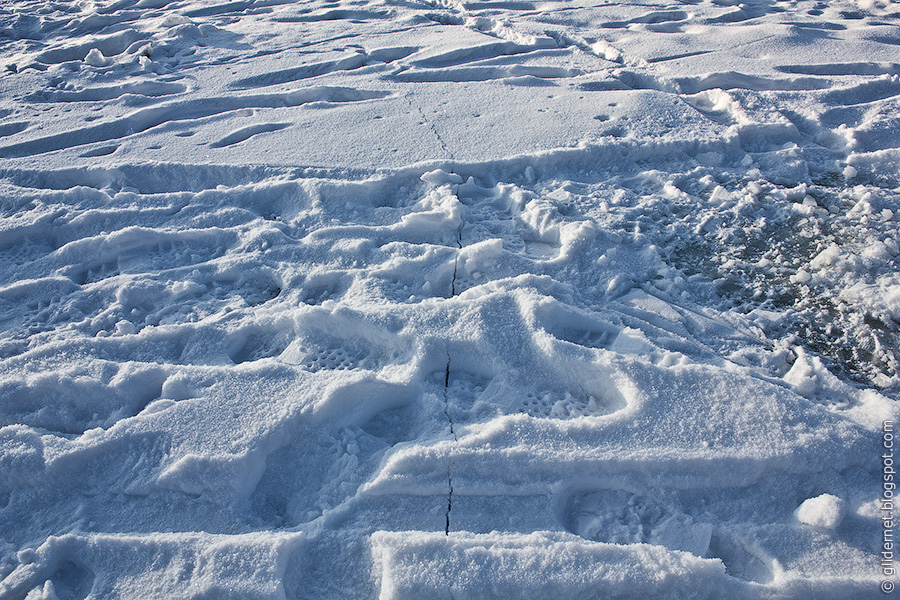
[
  {"x1": 444, "y1": 221, "x2": 463, "y2": 535},
  {"x1": 450, "y1": 222, "x2": 462, "y2": 296},
  {"x1": 443, "y1": 356, "x2": 458, "y2": 442},
  {"x1": 443, "y1": 350, "x2": 458, "y2": 536},
  {"x1": 443, "y1": 354, "x2": 457, "y2": 536}
]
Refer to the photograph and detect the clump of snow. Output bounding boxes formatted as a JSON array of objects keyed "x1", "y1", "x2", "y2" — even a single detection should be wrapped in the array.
[
  {"x1": 795, "y1": 494, "x2": 847, "y2": 529},
  {"x1": 83, "y1": 48, "x2": 112, "y2": 67}
]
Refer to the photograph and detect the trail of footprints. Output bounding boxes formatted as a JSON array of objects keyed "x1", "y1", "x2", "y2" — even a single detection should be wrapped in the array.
[{"x1": 0, "y1": 162, "x2": 637, "y2": 537}]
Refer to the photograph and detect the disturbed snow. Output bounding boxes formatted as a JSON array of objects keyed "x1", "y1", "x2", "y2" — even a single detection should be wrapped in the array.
[{"x1": 0, "y1": 0, "x2": 899, "y2": 598}]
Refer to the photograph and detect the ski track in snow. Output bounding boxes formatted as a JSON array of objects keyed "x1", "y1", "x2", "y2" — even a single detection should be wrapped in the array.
[{"x1": 0, "y1": 0, "x2": 899, "y2": 598}]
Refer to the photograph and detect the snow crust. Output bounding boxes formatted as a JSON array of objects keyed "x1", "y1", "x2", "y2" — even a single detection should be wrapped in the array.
[{"x1": 1, "y1": 0, "x2": 899, "y2": 597}]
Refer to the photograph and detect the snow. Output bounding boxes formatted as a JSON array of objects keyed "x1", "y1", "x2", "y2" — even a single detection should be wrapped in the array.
[
  {"x1": 0, "y1": 0, "x2": 899, "y2": 598},
  {"x1": 795, "y1": 494, "x2": 847, "y2": 530},
  {"x1": 370, "y1": 530, "x2": 737, "y2": 600}
]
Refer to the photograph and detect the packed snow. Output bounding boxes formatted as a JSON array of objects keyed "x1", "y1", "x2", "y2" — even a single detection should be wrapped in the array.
[{"x1": 1, "y1": 0, "x2": 899, "y2": 598}]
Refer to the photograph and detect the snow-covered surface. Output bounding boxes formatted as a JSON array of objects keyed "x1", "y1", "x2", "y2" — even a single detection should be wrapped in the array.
[{"x1": 1, "y1": 0, "x2": 899, "y2": 598}]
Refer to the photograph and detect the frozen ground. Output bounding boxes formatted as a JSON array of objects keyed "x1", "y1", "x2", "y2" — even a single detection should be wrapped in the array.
[{"x1": 1, "y1": 0, "x2": 899, "y2": 598}]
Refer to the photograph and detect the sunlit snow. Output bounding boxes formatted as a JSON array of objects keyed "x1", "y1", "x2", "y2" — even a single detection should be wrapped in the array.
[{"x1": 1, "y1": 0, "x2": 899, "y2": 598}]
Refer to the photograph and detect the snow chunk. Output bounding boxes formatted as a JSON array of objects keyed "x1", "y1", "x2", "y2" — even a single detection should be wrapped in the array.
[
  {"x1": 789, "y1": 268, "x2": 810, "y2": 284},
  {"x1": 84, "y1": 48, "x2": 112, "y2": 67},
  {"x1": 420, "y1": 169, "x2": 463, "y2": 186},
  {"x1": 397, "y1": 186, "x2": 463, "y2": 234},
  {"x1": 783, "y1": 347, "x2": 825, "y2": 398},
  {"x1": 160, "y1": 13, "x2": 193, "y2": 27},
  {"x1": 590, "y1": 41, "x2": 622, "y2": 63},
  {"x1": 795, "y1": 494, "x2": 846, "y2": 529},
  {"x1": 809, "y1": 243, "x2": 841, "y2": 270}
]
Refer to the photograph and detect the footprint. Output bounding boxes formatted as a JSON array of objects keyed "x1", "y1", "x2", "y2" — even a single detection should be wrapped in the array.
[
  {"x1": 270, "y1": 8, "x2": 390, "y2": 22},
  {"x1": 389, "y1": 65, "x2": 579, "y2": 83},
  {"x1": 232, "y1": 46, "x2": 415, "y2": 89},
  {"x1": 706, "y1": 530, "x2": 775, "y2": 583},
  {"x1": 564, "y1": 489, "x2": 712, "y2": 556},
  {"x1": 237, "y1": 278, "x2": 282, "y2": 308},
  {"x1": 0, "y1": 365, "x2": 167, "y2": 434},
  {"x1": 502, "y1": 76, "x2": 557, "y2": 87},
  {"x1": 676, "y1": 71, "x2": 830, "y2": 94},
  {"x1": 69, "y1": 257, "x2": 120, "y2": 284},
  {"x1": 360, "y1": 402, "x2": 422, "y2": 447},
  {"x1": 115, "y1": 233, "x2": 228, "y2": 275},
  {"x1": 300, "y1": 272, "x2": 350, "y2": 305},
  {"x1": 410, "y1": 39, "x2": 556, "y2": 69},
  {"x1": 283, "y1": 334, "x2": 379, "y2": 372},
  {"x1": 249, "y1": 431, "x2": 345, "y2": 527},
  {"x1": 513, "y1": 388, "x2": 616, "y2": 419},
  {"x1": 529, "y1": 298, "x2": 620, "y2": 350},
  {"x1": 461, "y1": 1, "x2": 536, "y2": 10},
  {"x1": 79, "y1": 144, "x2": 119, "y2": 158},
  {"x1": 823, "y1": 78, "x2": 900, "y2": 107},
  {"x1": 709, "y1": 7, "x2": 759, "y2": 23},
  {"x1": 646, "y1": 50, "x2": 714, "y2": 64},
  {"x1": 226, "y1": 325, "x2": 293, "y2": 365},
  {"x1": 643, "y1": 22, "x2": 685, "y2": 33},
  {"x1": 210, "y1": 122, "x2": 290, "y2": 148},
  {"x1": 280, "y1": 312, "x2": 410, "y2": 375},
  {"x1": 250, "y1": 379, "x2": 420, "y2": 527},
  {"x1": 35, "y1": 28, "x2": 146, "y2": 65},
  {"x1": 444, "y1": 367, "x2": 494, "y2": 422},
  {"x1": 48, "y1": 559, "x2": 95, "y2": 600},
  {"x1": 230, "y1": 54, "x2": 368, "y2": 89},
  {"x1": 0, "y1": 121, "x2": 28, "y2": 138},
  {"x1": 600, "y1": 10, "x2": 688, "y2": 29},
  {"x1": 0, "y1": 233, "x2": 56, "y2": 268},
  {"x1": 681, "y1": 90, "x2": 740, "y2": 126},
  {"x1": 578, "y1": 81, "x2": 630, "y2": 92},
  {"x1": 26, "y1": 81, "x2": 187, "y2": 103},
  {"x1": 776, "y1": 62, "x2": 900, "y2": 77},
  {"x1": 629, "y1": 10, "x2": 689, "y2": 24}
]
